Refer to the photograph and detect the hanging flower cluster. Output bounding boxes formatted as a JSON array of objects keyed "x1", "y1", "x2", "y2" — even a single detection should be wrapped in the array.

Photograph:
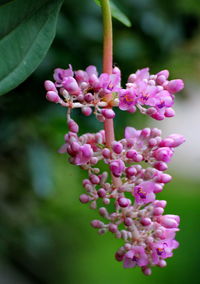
[{"x1": 44, "y1": 65, "x2": 185, "y2": 275}]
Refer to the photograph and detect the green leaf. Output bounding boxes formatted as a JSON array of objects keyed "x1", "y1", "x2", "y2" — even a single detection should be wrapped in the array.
[
  {"x1": 0, "y1": 0, "x2": 63, "y2": 96},
  {"x1": 93, "y1": 0, "x2": 131, "y2": 27},
  {"x1": 110, "y1": 1, "x2": 131, "y2": 27}
]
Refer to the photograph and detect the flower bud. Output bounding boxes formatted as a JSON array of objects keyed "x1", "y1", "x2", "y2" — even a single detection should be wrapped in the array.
[
  {"x1": 165, "y1": 107, "x2": 175, "y2": 117},
  {"x1": 112, "y1": 141, "x2": 123, "y2": 154},
  {"x1": 102, "y1": 148, "x2": 111, "y2": 158},
  {"x1": 91, "y1": 220, "x2": 103, "y2": 228},
  {"x1": 101, "y1": 109, "x2": 115, "y2": 119},
  {"x1": 124, "y1": 217, "x2": 133, "y2": 226},
  {"x1": 166, "y1": 79, "x2": 184, "y2": 93},
  {"x1": 97, "y1": 188, "x2": 106, "y2": 198},
  {"x1": 84, "y1": 93, "x2": 94, "y2": 102},
  {"x1": 46, "y1": 91, "x2": 60, "y2": 103},
  {"x1": 62, "y1": 76, "x2": 81, "y2": 95},
  {"x1": 118, "y1": 197, "x2": 131, "y2": 208},
  {"x1": 153, "y1": 207, "x2": 164, "y2": 216},
  {"x1": 140, "y1": 217, "x2": 152, "y2": 226},
  {"x1": 89, "y1": 174, "x2": 100, "y2": 185},
  {"x1": 82, "y1": 106, "x2": 92, "y2": 116},
  {"x1": 44, "y1": 80, "x2": 56, "y2": 91},
  {"x1": 79, "y1": 194, "x2": 89, "y2": 204},
  {"x1": 109, "y1": 224, "x2": 118, "y2": 233},
  {"x1": 68, "y1": 119, "x2": 79, "y2": 133},
  {"x1": 110, "y1": 160, "x2": 125, "y2": 177},
  {"x1": 153, "y1": 147, "x2": 173, "y2": 163}
]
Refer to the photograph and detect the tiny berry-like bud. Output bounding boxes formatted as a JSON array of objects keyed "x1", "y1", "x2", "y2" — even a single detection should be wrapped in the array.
[
  {"x1": 165, "y1": 107, "x2": 175, "y2": 117},
  {"x1": 148, "y1": 138, "x2": 157, "y2": 147},
  {"x1": 153, "y1": 147, "x2": 173, "y2": 163},
  {"x1": 63, "y1": 77, "x2": 81, "y2": 95},
  {"x1": 84, "y1": 93, "x2": 94, "y2": 102},
  {"x1": 153, "y1": 161, "x2": 168, "y2": 171},
  {"x1": 99, "y1": 207, "x2": 108, "y2": 216},
  {"x1": 118, "y1": 197, "x2": 130, "y2": 208},
  {"x1": 158, "y1": 216, "x2": 179, "y2": 228},
  {"x1": 153, "y1": 183, "x2": 163, "y2": 193},
  {"x1": 157, "y1": 69, "x2": 169, "y2": 79},
  {"x1": 168, "y1": 134, "x2": 186, "y2": 147},
  {"x1": 153, "y1": 207, "x2": 164, "y2": 216},
  {"x1": 140, "y1": 217, "x2": 152, "y2": 226},
  {"x1": 91, "y1": 220, "x2": 103, "y2": 228},
  {"x1": 142, "y1": 267, "x2": 152, "y2": 276},
  {"x1": 89, "y1": 175, "x2": 100, "y2": 184},
  {"x1": 109, "y1": 224, "x2": 118, "y2": 233},
  {"x1": 110, "y1": 160, "x2": 125, "y2": 177},
  {"x1": 68, "y1": 119, "x2": 79, "y2": 133},
  {"x1": 97, "y1": 188, "x2": 106, "y2": 198},
  {"x1": 159, "y1": 173, "x2": 172, "y2": 183},
  {"x1": 44, "y1": 80, "x2": 56, "y2": 91},
  {"x1": 140, "y1": 128, "x2": 151, "y2": 138},
  {"x1": 82, "y1": 179, "x2": 91, "y2": 187},
  {"x1": 156, "y1": 75, "x2": 166, "y2": 85},
  {"x1": 124, "y1": 243, "x2": 132, "y2": 250},
  {"x1": 46, "y1": 91, "x2": 60, "y2": 103},
  {"x1": 158, "y1": 260, "x2": 167, "y2": 267},
  {"x1": 103, "y1": 198, "x2": 110, "y2": 205},
  {"x1": 102, "y1": 148, "x2": 111, "y2": 158},
  {"x1": 126, "y1": 150, "x2": 137, "y2": 160},
  {"x1": 154, "y1": 200, "x2": 167, "y2": 208},
  {"x1": 166, "y1": 79, "x2": 184, "y2": 93},
  {"x1": 77, "y1": 94, "x2": 84, "y2": 102},
  {"x1": 79, "y1": 194, "x2": 89, "y2": 204},
  {"x1": 90, "y1": 157, "x2": 98, "y2": 165},
  {"x1": 82, "y1": 106, "x2": 92, "y2": 116},
  {"x1": 101, "y1": 109, "x2": 115, "y2": 119},
  {"x1": 71, "y1": 142, "x2": 80, "y2": 152},
  {"x1": 112, "y1": 141, "x2": 123, "y2": 154},
  {"x1": 125, "y1": 166, "x2": 137, "y2": 177},
  {"x1": 124, "y1": 217, "x2": 133, "y2": 226},
  {"x1": 115, "y1": 252, "x2": 124, "y2": 262}
]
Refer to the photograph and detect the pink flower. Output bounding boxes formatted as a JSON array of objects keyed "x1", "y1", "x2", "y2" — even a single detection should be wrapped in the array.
[
  {"x1": 153, "y1": 147, "x2": 174, "y2": 163},
  {"x1": 123, "y1": 246, "x2": 148, "y2": 268},
  {"x1": 119, "y1": 89, "x2": 137, "y2": 112},
  {"x1": 133, "y1": 181, "x2": 156, "y2": 205},
  {"x1": 73, "y1": 144, "x2": 93, "y2": 165},
  {"x1": 109, "y1": 160, "x2": 125, "y2": 177},
  {"x1": 151, "y1": 240, "x2": 179, "y2": 264},
  {"x1": 53, "y1": 65, "x2": 73, "y2": 83}
]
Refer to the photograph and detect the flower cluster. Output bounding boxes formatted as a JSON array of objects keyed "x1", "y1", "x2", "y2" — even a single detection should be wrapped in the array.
[
  {"x1": 44, "y1": 65, "x2": 184, "y2": 121},
  {"x1": 44, "y1": 64, "x2": 185, "y2": 275}
]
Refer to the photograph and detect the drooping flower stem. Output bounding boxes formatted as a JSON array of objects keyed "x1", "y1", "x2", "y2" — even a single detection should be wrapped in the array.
[{"x1": 101, "y1": 0, "x2": 121, "y2": 187}]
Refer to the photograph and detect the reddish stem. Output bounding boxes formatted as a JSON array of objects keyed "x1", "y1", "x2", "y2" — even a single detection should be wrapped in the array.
[{"x1": 101, "y1": 0, "x2": 121, "y2": 187}]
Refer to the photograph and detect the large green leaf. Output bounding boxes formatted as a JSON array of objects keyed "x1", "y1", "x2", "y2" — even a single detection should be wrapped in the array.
[
  {"x1": 0, "y1": 0, "x2": 63, "y2": 96},
  {"x1": 94, "y1": 0, "x2": 131, "y2": 27}
]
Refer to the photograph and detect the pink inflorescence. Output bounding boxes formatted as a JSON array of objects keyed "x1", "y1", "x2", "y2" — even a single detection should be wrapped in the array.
[{"x1": 44, "y1": 65, "x2": 185, "y2": 275}]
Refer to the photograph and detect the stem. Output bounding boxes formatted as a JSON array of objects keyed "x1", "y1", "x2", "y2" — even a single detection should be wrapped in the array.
[{"x1": 101, "y1": 0, "x2": 121, "y2": 188}]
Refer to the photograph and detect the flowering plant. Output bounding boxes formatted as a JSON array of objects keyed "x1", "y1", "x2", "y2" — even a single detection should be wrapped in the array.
[{"x1": 44, "y1": 0, "x2": 185, "y2": 275}]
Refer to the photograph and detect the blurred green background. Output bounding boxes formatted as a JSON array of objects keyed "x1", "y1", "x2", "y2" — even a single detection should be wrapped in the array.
[{"x1": 0, "y1": 0, "x2": 200, "y2": 283}]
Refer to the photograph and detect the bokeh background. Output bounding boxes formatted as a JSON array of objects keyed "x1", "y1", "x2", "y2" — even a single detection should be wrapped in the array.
[{"x1": 0, "y1": 0, "x2": 200, "y2": 283}]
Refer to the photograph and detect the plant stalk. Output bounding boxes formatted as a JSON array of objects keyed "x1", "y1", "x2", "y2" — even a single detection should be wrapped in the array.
[{"x1": 101, "y1": 0, "x2": 121, "y2": 187}]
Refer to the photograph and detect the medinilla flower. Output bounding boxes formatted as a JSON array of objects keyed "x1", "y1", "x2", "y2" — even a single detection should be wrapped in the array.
[{"x1": 44, "y1": 0, "x2": 185, "y2": 275}]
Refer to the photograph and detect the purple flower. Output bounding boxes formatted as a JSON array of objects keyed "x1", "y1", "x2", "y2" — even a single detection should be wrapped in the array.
[
  {"x1": 109, "y1": 159, "x2": 125, "y2": 177},
  {"x1": 151, "y1": 240, "x2": 179, "y2": 264},
  {"x1": 124, "y1": 127, "x2": 141, "y2": 140},
  {"x1": 73, "y1": 144, "x2": 93, "y2": 165},
  {"x1": 123, "y1": 246, "x2": 148, "y2": 268},
  {"x1": 119, "y1": 89, "x2": 137, "y2": 112},
  {"x1": 133, "y1": 181, "x2": 156, "y2": 205},
  {"x1": 153, "y1": 147, "x2": 174, "y2": 163},
  {"x1": 53, "y1": 65, "x2": 73, "y2": 83}
]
